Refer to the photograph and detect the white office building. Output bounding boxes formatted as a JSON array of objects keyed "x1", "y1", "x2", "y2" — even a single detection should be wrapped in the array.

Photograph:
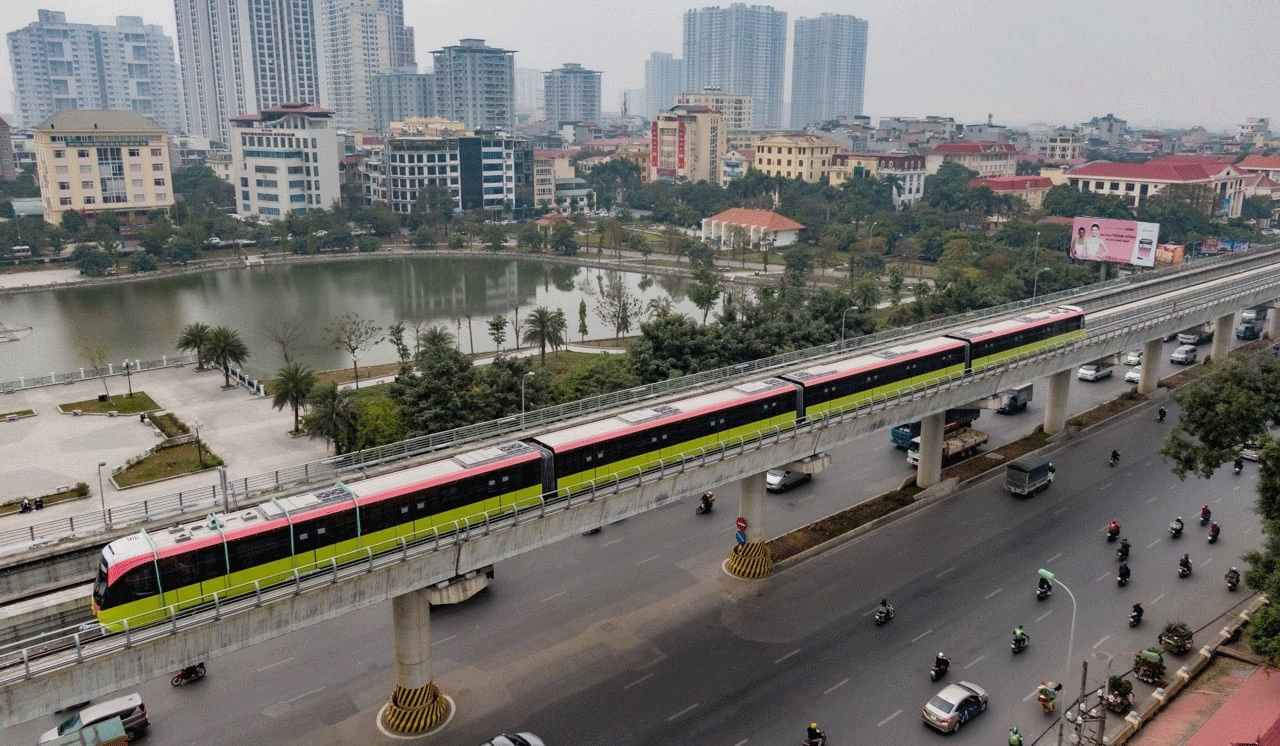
[
  {"x1": 7, "y1": 11, "x2": 184, "y2": 132},
  {"x1": 644, "y1": 52, "x2": 684, "y2": 118},
  {"x1": 229, "y1": 103, "x2": 340, "y2": 220},
  {"x1": 683, "y1": 4, "x2": 787, "y2": 129},
  {"x1": 544, "y1": 63, "x2": 601, "y2": 127},
  {"x1": 790, "y1": 13, "x2": 869, "y2": 129},
  {"x1": 432, "y1": 39, "x2": 515, "y2": 132},
  {"x1": 317, "y1": 0, "x2": 418, "y2": 133},
  {"x1": 514, "y1": 68, "x2": 546, "y2": 122},
  {"x1": 374, "y1": 73, "x2": 434, "y2": 132}
]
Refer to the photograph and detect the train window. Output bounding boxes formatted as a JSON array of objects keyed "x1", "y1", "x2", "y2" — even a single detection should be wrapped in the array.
[
  {"x1": 122, "y1": 564, "x2": 159, "y2": 598},
  {"x1": 399, "y1": 505, "x2": 409, "y2": 514},
  {"x1": 228, "y1": 528, "x2": 289, "y2": 573},
  {"x1": 193, "y1": 546, "x2": 225, "y2": 583},
  {"x1": 298, "y1": 532, "x2": 309, "y2": 541},
  {"x1": 158, "y1": 554, "x2": 197, "y2": 589},
  {"x1": 317, "y1": 527, "x2": 327, "y2": 536}
]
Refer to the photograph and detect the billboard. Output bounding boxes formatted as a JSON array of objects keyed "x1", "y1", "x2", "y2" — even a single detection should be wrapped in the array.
[
  {"x1": 1070, "y1": 217, "x2": 1161, "y2": 267},
  {"x1": 1155, "y1": 244, "x2": 1185, "y2": 267}
]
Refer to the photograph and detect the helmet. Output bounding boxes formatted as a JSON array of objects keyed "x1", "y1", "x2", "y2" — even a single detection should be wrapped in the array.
[
  {"x1": 1231, "y1": 566, "x2": 1238, "y2": 572},
  {"x1": 938, "y1": 652, "x2": 945, "y2": 658},
  {"x1": 810, "y1": 722, "x2": 819, "y2": 729}
]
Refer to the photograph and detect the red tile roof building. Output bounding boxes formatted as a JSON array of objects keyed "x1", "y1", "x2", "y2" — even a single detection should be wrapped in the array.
[
  {"x1": 1066, "y1": 156, "x2": 1247, "y2": 218},
  {"x1": 1238, "y1": 154, "x2": 1280, "y2": 181},
  {"x1": 925, "y1": 141, "x2": 1018, "y2": 178},
  {"x1": 701, "y1": 207, "x2": 804, "y2": 248},
  {"x1": 968, "y1": 176, "x2": 1055, "y2": 210}
]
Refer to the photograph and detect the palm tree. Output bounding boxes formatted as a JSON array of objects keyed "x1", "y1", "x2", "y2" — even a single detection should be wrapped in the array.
[
  {"x1": 522, "y1": 307, "x2": 567, "y2": 366},
  {"x1": 176, "y1": 323, "x2": 212, "y2": 369},
  {"x1": 303, "y1": 382, "x2": 357, "y2": 454},
  {"x1": 272, "y1": 363, "x2": 316, "y2": 433},
  {"x1": 206, "y1": 326, "x2": 250, "y2": 388}
]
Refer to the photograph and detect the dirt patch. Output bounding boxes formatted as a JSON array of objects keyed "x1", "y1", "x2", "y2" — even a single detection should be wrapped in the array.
[{"x1": 768, "y1": 486, "x2": 920, "y2": 562}]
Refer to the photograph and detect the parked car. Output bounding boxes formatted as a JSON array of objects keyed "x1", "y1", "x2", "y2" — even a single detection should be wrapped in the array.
[
  {"x1": 1124, "y1": 366, "x2": 1142, "y2": 383},
  {"x1": 1236, "y1": 323, "x2": 1261, "y2": 341},
  {"x1": 766, "y1": 469, "x2": 811, "y2": 492},
  {"x1": 481, "y1": 734, "x2": 545, "y2": 746},
  {"x1": 922, "y1": 680, "x2": 988, "y2": 733},
  {"x1": 40, "y1": 693, "x2": 148, "y2": 743},
  {"x1": 1077, "y1": 363, "x2": 1113, "y2": 382},
  {"x1": 1240, "y1": 443, "x2": 1262, "y2": 461},
  {"x1": 1124, "y1": 350, "x2": 1143, "y2": 365},
  {"x1": 1170, "y1": 345, "x2": 1198, "y2": 365}
]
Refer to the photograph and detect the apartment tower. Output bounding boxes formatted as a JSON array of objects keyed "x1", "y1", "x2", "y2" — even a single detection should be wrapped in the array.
[
  {"x1": 432, "y1": 39, "x2": 515, "y2": 132},
  {"x1": 790, "y1": 13, "x2": 869, "y2": 129},
  {"x1": 682, "y1": 4, "x2": 787, "y2": 129},
  {"x1": 544, "y1": 63, "x2": 601, "y2": 127}
]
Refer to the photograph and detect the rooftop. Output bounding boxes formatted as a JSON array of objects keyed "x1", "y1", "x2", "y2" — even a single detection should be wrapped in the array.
[
  {"x1": 33, "y1": 109, "x2": 166, "y2": 132},
  {"x1": 706, "y1": 208, "x2": 804, "y2": 232}
]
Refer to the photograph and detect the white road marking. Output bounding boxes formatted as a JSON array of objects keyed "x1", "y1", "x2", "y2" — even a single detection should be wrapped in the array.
[
  {"x1": 430, "y1": 635, "x2": 456, "y2": 647},
  {"x1": 1093, "y1": 635, "x2": 1110, "y2": 648},
  {"x1": 287, "y1": 687, "x2": 325, "y2": 704},
  {"x1": 912, "y1": 629, "x2": 934, "y2": 643},
  {"x1": 601, "y1": 538, "x2": 623, "y2": 548},
  {"x1": 824, "y1": 678, "x2": 849, "y2": 695},
  {"x1": 637, "y1": 554, "x2": 661, "y2": 565},
  {"x1": 257, "y1": 657, "x2": 294, "y2": 672},
  {"x1": 540, "y1": 591, "x2": 566, "y2": 603},
  {"x1": 1146, "y1": 539, "x2": 1161, "y2": 548},
  {"x1": 1046, "y1": 552, "x2": 1062, "y2": 563},
  {"x1": 774, "y1": 649, "x2": 801, "y2": 664},
  {"x1": 1022, "y1": 689, "x2": 1038, "y2": 702},
  {"x1": 667, "y1": 703, "x2": 699, "y2": 721},
  {"x1": 985, "y1": 587, "x2": 1003, "y2": 600},
  {"x1": 1036, "y1": 610, "x2": 1053, "y2": 622},
  {"x1": 878, "y1": 709, "x2": 903, "y2": 727},
  {"x1": 624, "y1": 673, "x2": 654, "y2": 690},
  {"x1": 733, "y1": 741, "x2": 748, "y2": 746},
  {"x1": 1201, "y1": 558, "x2": 1213, "y2": 568},
  {"x1": 1152, "y1": 593, "x2": 1166, "y2": 604},
  {"x1": 964, "y1": 655, "x2": 984, "y2": 669},
  {"x1": 936, "y1": 566, "x2": 956, "y2": 578},
  {"x1": 1053, "y1": 506, "x2": 1069, "y2": 515},
  {"x1": 1145, "y1": 495, "x2": 1160, "y2": 504},
  {"x1": 1096, "y1": 571, "x2": 1111, "y2": 582}
]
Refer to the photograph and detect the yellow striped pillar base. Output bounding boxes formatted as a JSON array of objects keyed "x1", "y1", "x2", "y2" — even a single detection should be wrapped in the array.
[
  {"x1": 382, "y1": 681, "x2": 450, "y2": 734},
  {"x1": 727, "y1": 541, "x2": 773, "y2": 579}
]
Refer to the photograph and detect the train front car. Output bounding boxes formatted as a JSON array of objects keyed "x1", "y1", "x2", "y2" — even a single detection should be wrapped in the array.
[
  {"x1": 781, "y1": 337, "x2": 968, "y2": 423},
  {"x1": 530, "y1": 378, "x2": 800, "y2": 499},
  {"x1": 946, "y1": 305, "x2": 1085, "y2": 374}
]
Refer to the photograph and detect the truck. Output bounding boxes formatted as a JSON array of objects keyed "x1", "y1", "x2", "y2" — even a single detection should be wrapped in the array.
[
  {"x1": 907, "y1": 427, "x2": 989, "y2": 466},
  {"x1": 994, "y1": 384, "x2": 1033, "y2": 414},
  {"x1": 1005, "y1": 456, "x2": 1056, "y2": 496},
  {"x1": 891, "y1": 408, "x2": 981, "y2": 449},
  {"x1": 1177, "y1": 323, "x2": 1214, "y2": 345}
]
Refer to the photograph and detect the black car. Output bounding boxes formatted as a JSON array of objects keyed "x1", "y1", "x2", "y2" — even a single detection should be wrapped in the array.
[{"x1": 1236, "y1": 323, "x2": 1261, "y2": 341}]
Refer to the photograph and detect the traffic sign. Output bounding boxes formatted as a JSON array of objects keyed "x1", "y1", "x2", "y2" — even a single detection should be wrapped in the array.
[
  {"x1": 735, "y1": 516, "x2": 748, "y2": 531},
  {"x1": 735, "y1": 530, "x2": 747, "y2": 545}
]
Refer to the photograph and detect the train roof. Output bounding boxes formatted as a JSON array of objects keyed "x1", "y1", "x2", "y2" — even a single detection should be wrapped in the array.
[
  {"x1": 946, "y1": 305, "x2": 1083, "y2": 343},
  {"x1": 101, "y1": 441, "x2": 542, "y2": 563},
  {"x1": 530, "y1": 377, "x2": 795, "y2": 451},
  {"x1": 780, "y1": 336, "x2": 967, "y2": 386}
]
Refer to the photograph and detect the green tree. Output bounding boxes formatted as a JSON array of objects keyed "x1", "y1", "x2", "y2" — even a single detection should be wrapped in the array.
[
  {"x1": 325, "y1": 313, "x2": 383, "y2": 389},
  {"x1": 272, "y1": 363, "x2": 317, "y2": 433},
  {"x1": 71, "y1": 244, "x2": 111, "y2": 276},
  {"x1": 522, "y1": 307, "x2": 568, "y2": 366},
  {"x1": 1240, "y1": 195, "x2": 1273, "y2": 221},
  {"x1": 176, "y1": 322, "x2": 213, "y2": 369},
  {"x1": 886, "y1": 265, "x2": 905, "y2": 306},
  {"x1": 487, "y1": 315, "x2": 508, "y2": 351},
  {"x1": 688, "y1": 266, "x2": 723, "y2": 323},
  {"x1": 595, "y1": 272, "x2": 643, "y2": 339},
  {"x1": 578, "y1": 298, "x2": 589, "y2": 340},
  {"x1": 206, "y1": 326, "x2": 250, "y2": 388},
  {"x1": 388, "y1": 322, "x2": 412, "y2": 376},
  {"x1": 483, "y1": 224, "x2": 506, "y2": 252},
  {"x1": 550, "y1": 222, "x2": 579, "y2": 255},
  {"x1": 303, "y1": 382, "x2": 358, "y2": 454}
]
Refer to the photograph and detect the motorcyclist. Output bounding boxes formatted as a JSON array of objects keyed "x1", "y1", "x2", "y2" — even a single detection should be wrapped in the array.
[
  {"x1": 1209, "y1": 521, "x2": 1221, "y2": 540},
  {"x1": 1201, "y1": 504, "x2": 1212, "y2": 522},
  {"x1": 20, "y1": 498, "x2": 32, "y2": 513},
  {"x1": 1009, "y1": 726, "x2": 1024, "y2": 746},
  {"x1": 1131, "y1": 602, "x2": 1144, "y2": 622},
  {"x1": 1236, "y1": 456, "x2": 1246, "y2": 471},
  {"x1": 1107, "y1": 519, "x2": 1121, "y2": 537},
  {"x1": 1110, "y1": 449, "x2": 1120, "y2": 464},
  {"x1": 1118, "y1": 562, "x2": 1131, "y2": 582},
  {"x1": 1118, "y1": 538, "x2": 1131, "y2": 560},
  {"x1": 878, "y1": 599, "x2": 894, "y2": 617},
  {"x1": 1179, "y1": 553, "x2": 1192, "y2": 573},
  {"x1": 1171, "y1": 516, "x2": 1185, "y2": 534},
  {"x1": 1038, "y1": 576, "x2": 1053, "y2": 594},
  {"x1": 1013, "y1": 625, "x2": 1029, "y2": 646},
  {"x1": 699, "y1": 491, "x2": 714, "y2": 510},
  {"x1": 805, "y1": 722, "x2": 826, "y2": 746},
  {"x1": 934, "y1": 651, "x2": 950, "y2": 673},
  {"x1": 1158, "y1": 406, "x2": 1167, "y2": 422},
  {"x1": 1226, "y1": 567, "x2": 1241, "y2": 586}
]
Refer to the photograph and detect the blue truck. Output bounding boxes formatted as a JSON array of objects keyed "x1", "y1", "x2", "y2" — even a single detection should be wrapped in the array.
[{"x1": 891, "y1": 408, "x2": 981, "y2": 449}]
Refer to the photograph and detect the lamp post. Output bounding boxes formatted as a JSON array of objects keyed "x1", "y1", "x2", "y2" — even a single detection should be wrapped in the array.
[
  {"x1": 1038, "y1": 568, "x2": 1077, "y2": 685},
  {"x1": 1032, "y1": 267, "x2": 1051, "y2": 302},
  {"x1": 840, "y1": 306, "x2": 859, "y2": 341},
  {"x1": 520, "y1": 371, "x2": 535, "y2": 428},
  {"x1": 193, "y1": 420, "x2": 204, "y2": 468},
  {"x1": 97, "y1": 460, "x2": 107, "y2": 515},
  {"x1": 1032, "y1": 230, "x2": 1041, "y2": 268},
  {"x1": 122, "y1": 360, "x2": 133, "y2": 398}
]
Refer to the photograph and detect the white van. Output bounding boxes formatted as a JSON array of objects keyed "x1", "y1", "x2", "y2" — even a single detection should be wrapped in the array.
[
  {"x1": 40, "y1": 693, "x2": 149, "y2": 743},
  {"x1": 1170, "y1": 345, "x2": 1198, "y2": 365}
]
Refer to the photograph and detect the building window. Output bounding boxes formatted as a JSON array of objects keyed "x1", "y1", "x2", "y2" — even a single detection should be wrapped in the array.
[
  {"x1": 128, "y1": 148, "x2": 140, "y2": 157},
  {"x1": 84, "y1": 196, "x2": 96, "y2": 204},
  {"x1": 132, "y1": 179, "x2": 144, "y2": 188},
  {"x1": 153, "y1": 163, "x2": 164, "y2": 172},
  {"x1": 130, "y1": 164, "x2": 142, "y2": 172},
  {"x1": 154, "y1": 178, "x2": 166, "y2": 187},
  {"x1": 81, "y1": 180, "x2": 93, "y2": 189},
  {"x1": 80, "y1": 165, "x2": 93, "y2": 174},
  {"x1": 77, "y1": 149, "x2": 89, "y2": 158},
  {"x1": 57, "y1": 181, "x2": 70, "y2": 190},
  {"x1": 59, "y1": 197, "x2": 73, "y2": 205},
  {"x1": 54, "y1": 150, "x2": 65, "y2": 159},
  {"x1": 55, "y1": 165, "x2": 68, "y2": 175},
  {"x1": 151, "y1": 148, "x2": 162, "y2": 157}
]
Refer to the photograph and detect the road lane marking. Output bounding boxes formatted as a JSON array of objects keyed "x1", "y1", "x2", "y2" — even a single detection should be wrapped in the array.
[
  {"x1": 733, "y1": 741, "x2": 748, "y2": 746},
  {"x1": 1147, "y1": 539, "x2": 1160, "y2": 548},
  {"x1": 601, "y1": 538, "x2": 623, "y2": 548},
  {"x1": 964, "y1": 655, "x2": 984, "y2": 669},
  {"x1": 1023, "y1": 689, "x2": 1038, "y2": 702},
  {"x1": 1036, "y1": 610, "x2": 1053, "y2": 622},
  {"x1": 1096, "y1": 571, "x2": 1110, "y2": 582},
  {"x1": 257, "y1": 657, "x2": 294, "y2": 672},
  {"x1": 1201, "y1": 558, "x2": 1213, "y2": 568},
  {"x1": 1053, "y1": 506, "x2": 1069, "y2": 515},
  {"x1": 1046, "y1": 553, "x2": 1062, "y2": 563},
  {"x1": 637, "y1": 554, "x2": 661, "y2": 565},
  {"x1": 878, "y1": 709, "x2": 903, "y2": 727},
  {"x1": 774, "y1": 649, "x2": 801, "y2": 664},
  {"x1": 667, "y1": 703, "x2": 699, "y2": 721},
  {"x1": 936, "y1": 566, "x2": 956, "y2": 578},
  {"x1": 540, "y1": 591, "x2": 566, "y2": 603},
  {"x1": 912, "y1": 629, "x2": 934, "y2": 643},
  {"x1": 287, "y1": 687, "x2": 325, "y2": 704},
  {"x1": 624, "y1": 673, "x2": 654, "y2": 690},
  {"x1": 985, "y1": 587, "x2": 1003, "y2": 600},
  {"x1": 430, "y1": 635, "x2": 456, "y2": 647},
  {"x1": 1152, "y1": 593, "x2": 1166, "y2": 604},
  {"x1": 824, "y1": 678, "x2": 849, "y2": 695},
  {"x1": 1093, "y1": 635, "x2": 1110, "y2": 648},
  {"x1": 1145, "y1": 495, "x2": 1160, "y2": 504}
]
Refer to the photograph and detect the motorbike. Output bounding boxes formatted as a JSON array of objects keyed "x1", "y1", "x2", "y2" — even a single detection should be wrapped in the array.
[
  {"x1": 1037, "y1": 690, "x2": 1058, "y2": 715},
  {"x1": 1200, "y1": 508, "x2": 1212, "y2": 526},
  {"x1": 800, "y1": 738, "x2": 826, "y2": 746},
  {"x1": 171, "y1": 662, "x2": 207, "y2": 687},
  {"x1": 874, "y1": 606, "x2": 895, "y2": 626},
  {"x1": 1178, "y1": 561, "x2": 1193, "y2": 579},
  {"x1": 1011, "y1": 634, "x2": 1029, "y2": 654},
  {"x1": 930, "y1": 659, "x2": 950, "y2": 682},
  {"x1": 1158, "y1": 408, "x2": 1167, "y2": 423},
  {"x1": 1035, "y1": 583, "x2": 1052, "y2": 601},
  {"x1": 695, "y1": 492, "x2": 715, "y2": 515},
  {"x1": 1169, "y1": 522, "x2": 1184, "y2": 539},
  {"x1": 1226, "y1": 573, "x2": 1241, "y2": 592},
  {"x1": 1117, "y1": 568, "x2": 1130, "y2": 587},
  {"x1": 1106, "y1": 523, "x2": 1121, "y2": 542},
  {"x1": 1208, "y1": 524, "x2": 1220, "y2": 544},
  {"x1": 1116, "y1": 543, "x2": 1131, "y2": 562},
  {"x1": 1235, "y1": 461, "x2": 1244, "y2": 475},
  {"x1": 1129, "y1": 610, "x2": 1143, "y2": 627},
  {"x1": 1109, "y1": 453, "x2": 1120, "y2": 467}
]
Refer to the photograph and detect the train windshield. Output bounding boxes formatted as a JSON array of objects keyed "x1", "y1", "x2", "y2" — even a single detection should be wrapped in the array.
[{"x1": 91, "y1": 558, "x2": 109, "y2": 609}]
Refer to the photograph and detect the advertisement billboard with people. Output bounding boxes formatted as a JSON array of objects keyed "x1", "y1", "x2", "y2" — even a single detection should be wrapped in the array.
[{"x1": 1069, "y1": 217, "x2": 1161, "y2": 267}]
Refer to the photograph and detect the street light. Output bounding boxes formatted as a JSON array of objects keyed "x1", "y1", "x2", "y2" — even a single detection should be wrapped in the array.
[
  {"x1": 97, "y1": 460, "x2": 107, "y2": 515},
  {"x1": 1038, "y1": 568, "x2": 1077, "y2": 685},
  {"x1": 840, "y1": 306, "x2": 859, "y2": 341},
  {"x1": 193, "y1": 420, "x2": 204, "y2": 468},
  {"x1": 520, "y1": 371, "x2": 535, "y2": 428},
  {"x1": 1032, "y1": 267, "x2": 1051, "y2": 302},
  {"x1": 122, "y1": 360, "x2": 133, "y2": 398}
]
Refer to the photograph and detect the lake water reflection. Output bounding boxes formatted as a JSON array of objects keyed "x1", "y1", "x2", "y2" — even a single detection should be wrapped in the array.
[{"x1": 0, "y1": 257, "x2": 694, "y2": 381}]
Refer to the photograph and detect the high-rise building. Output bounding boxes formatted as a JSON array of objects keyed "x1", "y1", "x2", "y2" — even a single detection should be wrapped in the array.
[
  {"x1": 544, "y1": 64, "x2": 601, "y2": 127},
  {"x1": 649, "y1": 104, "x2": 724, "y2": 185},
  {"x1": 676, "y1": 88, "x2": 754, "y2": 131},
  {"x1": 432, "y1": 39, "x2": 515, "y2": 132},
  {"x1": 7, "y1": 11, "x2": 184, "y2": 132},
  {"x1": 683, "y1": 4, "x2": 787, "y2": 129},
  {"x1": 229, "y1": 102, "x2": 340, "y2": 220},
  {"x1": 317, "y1": 0, "x2": 418, "y2": 133},
  {"x1": 644, "y1": 52, "x2": 684, "y2": 118},
  {"x1": 373, "y1": 73, "x2": 434, "y2": 133},
  {"x1": 790, "y1": 13, "x2": 869, "y2": 129},
  {"x1": 514, "y1": 68, "x2": 546, "y2": 121}
]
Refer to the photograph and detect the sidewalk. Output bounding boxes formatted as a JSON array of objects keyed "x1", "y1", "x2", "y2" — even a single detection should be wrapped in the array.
[{"x1": 1125, "y1": 653, "x2": 1280, "y2": 746}]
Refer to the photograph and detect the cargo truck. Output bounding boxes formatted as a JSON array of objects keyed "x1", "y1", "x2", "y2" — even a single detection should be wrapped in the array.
[
  {"x1": 891, "y1": 408, "x2": 981, "y2": 449},
  {"x1": 1005, "y1": 456, "x2": 1055, "y2": 496},
  {"x1": 907, "y1": 428, "x2": 989, "y2": 466},
  {"x1": 994, "y1": 384, "x2": 1033, "y2": 414}
]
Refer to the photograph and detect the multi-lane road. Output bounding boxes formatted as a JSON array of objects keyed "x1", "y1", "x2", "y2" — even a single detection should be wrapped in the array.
[{"x1": 3, "y1": 335, "x2": 1264, "y2": 745}]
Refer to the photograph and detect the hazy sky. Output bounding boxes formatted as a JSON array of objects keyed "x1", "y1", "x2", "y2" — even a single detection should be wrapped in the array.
[{"x1": 3, "y1": 0, "x2": 1277, "y2": 131}]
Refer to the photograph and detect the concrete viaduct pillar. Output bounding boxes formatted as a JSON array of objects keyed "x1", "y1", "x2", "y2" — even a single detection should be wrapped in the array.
[
  {"x1": 914, "y1": 411, "x2": 945, "y2": 488},
  {"x1": 381, "y1": 587, "x2": 451, "y2": 735},
  {"x1": 1210, "y1": 313, "x2": 1234, "y2": 364},
  {"x1": 1043, "y1": 368, "x2": 1073, "y2": 435},
  {"x1": 726, "y1": 471, "x2": 773, "y2": 578},
  {"x1": 1268, "y1": 306, "x2": 1280, "y2": 340},
  {"x1": 1138, "y1": 338, "x2": 1163, "y2": 395}
]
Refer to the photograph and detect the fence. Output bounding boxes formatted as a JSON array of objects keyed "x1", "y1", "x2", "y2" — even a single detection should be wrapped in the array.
[{"x1": 0, "y1": 352, "x2": 198, "y2": 394}]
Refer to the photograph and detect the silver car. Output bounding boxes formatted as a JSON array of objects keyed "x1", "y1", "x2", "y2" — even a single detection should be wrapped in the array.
[
  {"x1": 922, "y1": 680, "x2": 988, "y2": 732},
  {"x1": 766, "y1": 469, "x2": 811, "y2": 492},
  {"x1": 481, "y1": 734, "x2": 545, "y2": 746}
]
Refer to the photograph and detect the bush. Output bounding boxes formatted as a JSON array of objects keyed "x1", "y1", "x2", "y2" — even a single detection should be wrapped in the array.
[{"x1": 74, "y1": 482, "x2": 90, "y2": 497}]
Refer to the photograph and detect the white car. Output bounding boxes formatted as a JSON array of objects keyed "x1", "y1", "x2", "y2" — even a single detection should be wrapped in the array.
[
  {"x1": 482, "y1": 734, "x2": 544, "y2": 746},
  {"x1": 1077, "y1": 364, "x2": 1113, "y2": 382},
  {"x1": 1170, "y1": 345, "x2": 1198, "y2": 365},
  {"x1": 1124, "y1": 350, "x2": 1142, "y2": 365},
  {"x1": 1124, "y1": 366, "x2": 1142, "y2": 383}
]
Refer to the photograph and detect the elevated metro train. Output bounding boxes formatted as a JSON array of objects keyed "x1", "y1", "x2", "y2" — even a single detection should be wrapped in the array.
[{"x1": 93, "y1": 305, "x2": 1084, "y2": 629}]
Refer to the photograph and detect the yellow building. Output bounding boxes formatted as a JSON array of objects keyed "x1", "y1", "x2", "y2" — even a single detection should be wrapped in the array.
[
  {"x1": 32, "y1": 110, "x2": 173, "y2": 227},
  {"x1": 752, "y1": 133, "x2": 842, "y2": 183},
  {"x1": 649, "y1": 105, "x2": 724, "y2": 185}
]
